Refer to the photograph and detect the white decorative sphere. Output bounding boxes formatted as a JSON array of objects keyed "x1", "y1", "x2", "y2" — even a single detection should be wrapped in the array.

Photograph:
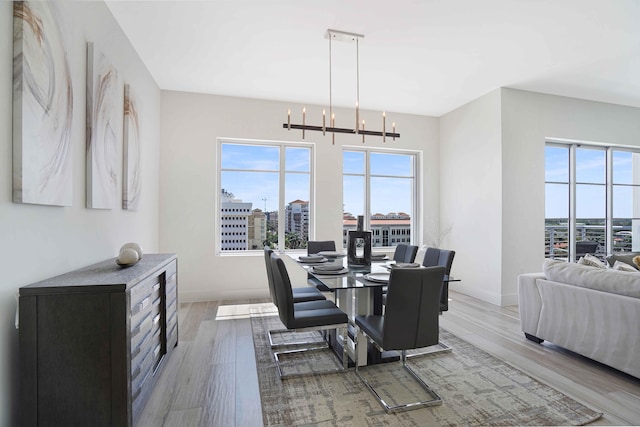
[
  {"x1": 118, "y1": 247, "x2": 140, "y2": 265},
  {"x1": 121, "y1": 242, "x2": 143, "y2": 260}
]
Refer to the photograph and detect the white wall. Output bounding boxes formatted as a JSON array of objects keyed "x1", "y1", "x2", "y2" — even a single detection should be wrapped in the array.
[
  {"x1": 0, "y1": 2, "x2": 161, "y2": 424},
  {"x1": 160, "y1": 90, "x2": 439, "y2": 301},
  {"x1": 439, "y1": 89, "x2": 504, "y2": 304},
  {"x1": 501, "y1": 88, "x2": 640, "y2": 304}
]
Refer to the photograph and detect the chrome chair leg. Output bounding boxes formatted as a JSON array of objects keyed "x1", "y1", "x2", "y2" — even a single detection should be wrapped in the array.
[
  {"x1": 406, "y1": 340, "x2": 452, "y2": 359},
  {"x1": 268, "y1": 328, "x2": 326, "y2": 349},
  {"x1": 354, "y1": 330, "x2": 443, "y2": 413},
  {"x1": 273, "y1": 325, "x2": 350, "y2": 380}
]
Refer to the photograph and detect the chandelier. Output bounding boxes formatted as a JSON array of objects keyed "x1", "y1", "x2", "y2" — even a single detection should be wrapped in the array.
[{"x1": 283, "y1": 29, "x2": 399, "y2": 144}]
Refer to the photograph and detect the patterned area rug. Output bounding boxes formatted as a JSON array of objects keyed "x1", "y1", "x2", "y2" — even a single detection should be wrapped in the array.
[{"x1": 251, "y1": 308, "x2": 603, "y2": 426}]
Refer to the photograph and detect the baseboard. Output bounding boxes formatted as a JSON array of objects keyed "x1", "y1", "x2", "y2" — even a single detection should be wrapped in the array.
[{"x1": 179, "y1": 288, "x2": 269, "y2": 303}]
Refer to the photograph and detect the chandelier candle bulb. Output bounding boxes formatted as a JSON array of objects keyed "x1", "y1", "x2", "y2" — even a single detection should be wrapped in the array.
[
  {"x1": 362, "y1": 120, "x2": 365, "y2": 143},
  {"x1": 383, "y1": 112, "x2": 386, "y2": 142},
  {"x1": 393, "y1": 122, "x2": 396, "y2": 141},
  {"x1": 287, "y1": 109, "x2": 291, "y2": 130},
  {"x1": 322, "y1": 109, "x2": 326, "y2": 135},
  {"x1": 302, "y1": 107, "x2": 306, "y2": 139},
  {"x1": 331, "y1": 113, "x2": 335, "y2": 145},
  {"x1": 355, "y1": 101, "x2": 359, "y2": 134}
]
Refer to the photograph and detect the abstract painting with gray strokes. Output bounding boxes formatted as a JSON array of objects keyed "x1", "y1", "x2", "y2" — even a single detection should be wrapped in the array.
[
  {"x1": 123, "y1": 84, "x2": 141, "y2": 211},
  {"x1": 86, "y1": 42, "x2": 119, "y2": 209},
  {"x1": 13, "y1": 1, "x2": 74, "y2": 206}
]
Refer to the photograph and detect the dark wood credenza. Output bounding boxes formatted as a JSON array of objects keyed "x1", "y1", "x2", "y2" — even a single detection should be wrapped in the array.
[{"x1": 19, "y1": 253, "x2": 178, "y2": 427}]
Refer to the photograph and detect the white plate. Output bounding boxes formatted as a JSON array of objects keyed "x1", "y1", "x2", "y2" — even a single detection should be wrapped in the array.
[
  {"x1": 298, "y1": 256, "x2": 327, "y2": 263},
  {"x1": 312, "y1": 264, "x2": 344, "y2": 271},
  {"x1": 312, "y1": 267, "x2": 348, "y2": 275},
  {"x1": 317, "y1": 251, "x2": 346, "y2": 258},
  {"x1": 364, "y1": 272, "x2": 390, "y2": 283},
  {"x1": 391, "y1": 262, "x2": 420, "y2": 268}
]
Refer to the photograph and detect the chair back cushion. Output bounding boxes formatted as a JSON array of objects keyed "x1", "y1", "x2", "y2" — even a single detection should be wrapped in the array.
[
  {"x1": 405, "y1": 245, "x2": 419, "y2": 263},
  {"x1": 423, "y1": 247, "x2": 456, "y2": 275},
  {"x1": 393, "y1": 244, "x2": 408, "y2": 262},
  {"x1": 308, "y1": 240, "x2": 336, "y2": 255},
  {"x1": 422, "y1": 247, "x2": 440, "y2": 267},
  {"x1": 264, "y1": 247, "x2": 278, "y2": 307},
  {"x1": 438, "y1": 250, "x2": 456, "y2": 275},
  {"x1": 383, "y1": 266, "x2": 445, "y2": 350},
  {"x1": 270, "y1": 253, "x2": 295, "y2": 327}
]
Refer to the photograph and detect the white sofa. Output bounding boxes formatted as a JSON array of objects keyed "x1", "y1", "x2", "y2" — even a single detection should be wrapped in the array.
[{"x1": 518, "y1": 259, "x2": 640, "y2": 379}]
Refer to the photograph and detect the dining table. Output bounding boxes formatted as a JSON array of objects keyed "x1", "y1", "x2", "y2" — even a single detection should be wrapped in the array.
[{"x1": 283, "y1": 252, "x2": 459, "y2": 366}]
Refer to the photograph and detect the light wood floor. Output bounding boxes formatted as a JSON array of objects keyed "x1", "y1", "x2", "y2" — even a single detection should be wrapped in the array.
[{"x1": 139, "y1": 291, "x2": 640, "y2": 426}]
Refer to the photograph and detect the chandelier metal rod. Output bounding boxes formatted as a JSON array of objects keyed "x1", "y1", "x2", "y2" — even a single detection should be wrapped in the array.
[{"x1": 282, "y1": 123, "x2": 399, "y2": 138}]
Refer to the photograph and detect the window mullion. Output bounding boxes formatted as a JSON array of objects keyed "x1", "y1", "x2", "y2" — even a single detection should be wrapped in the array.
[
  {"x1": 278, "y1": 146, "x2": 286, "y2": 252},
  {"x1": 364, "y1": 149, "x2": 371, "y2": 230},
  {"x1": 569, "y1": 144, "x2": 577, "y2": 262},
  {"x1": 606, "y1": 147, "x2": 613, "y2": 255}
]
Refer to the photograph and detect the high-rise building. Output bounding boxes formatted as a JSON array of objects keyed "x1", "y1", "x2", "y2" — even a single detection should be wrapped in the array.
[
  {"x1": 285, "y1": 199, "x2": 309, "y2": 240},
  {"x1": 248, "y1": 209, "x2": 267, "y2": 250},
  {"x1": 220, "y1": 189, "x2": 252, "y2": 251}
]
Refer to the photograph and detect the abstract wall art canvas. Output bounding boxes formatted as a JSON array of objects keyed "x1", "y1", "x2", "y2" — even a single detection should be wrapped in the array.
[
  {"x1": 123, "y1": 84, "x2": 141, "y2": 211},
  {"x1": 13, "y1": 1, "x2": 74, "y2": 206},
  {"x1": 86, "y1": 42, "x2": 119, "y2": 209}
]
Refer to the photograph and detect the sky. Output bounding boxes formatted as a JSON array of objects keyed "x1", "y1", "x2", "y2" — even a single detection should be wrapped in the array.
[{"x1": 221, "y1": 143, "x2": 414, "y2": 216}]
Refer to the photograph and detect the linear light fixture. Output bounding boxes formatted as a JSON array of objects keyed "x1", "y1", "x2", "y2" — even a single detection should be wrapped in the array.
[{"x1": 283, "y1": 29, "x2": 399, "y2": 144}]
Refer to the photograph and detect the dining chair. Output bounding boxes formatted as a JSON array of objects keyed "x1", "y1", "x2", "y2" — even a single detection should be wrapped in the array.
[
  {"x1": 270, "y1": 253, "x2": 350, "y2": 379},
  {"x1": 393, "y1": 244, "x2": 418, "y2": 263},
  {"x1": 354, "y1": 266, "x2": 445, "y2": 413},
  {"x1": 264, "y1": 248, "x2": 325, "y2": 303},
  {"x1": 402, "y1": 247, "x2": 456, "y2": 359},
  {"x1": 264, "y1": 248, "x2": 334, "y2": 348},
  {"x1": 422, "y1": 247, "x2": 455, "y2": 312},
  {"x1": 307, "y1": 240, "x2": 338, "y2": 292},
  {"x1": 307, "y1": 240, "x2": 336, "y2": 255}
]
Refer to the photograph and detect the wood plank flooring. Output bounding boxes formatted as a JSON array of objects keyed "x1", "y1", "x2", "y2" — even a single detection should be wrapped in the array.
[{"x1": 139, "y1": 292, "x2": 640, "y2": 426}]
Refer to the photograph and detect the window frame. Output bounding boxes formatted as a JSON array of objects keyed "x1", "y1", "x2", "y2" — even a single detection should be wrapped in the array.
[
  {"x1": 342, "y1": 146, "x2": 420, "y2": 249},
  {"x1": 216, "y1": 138, "x2": 315, "y2": 256},
  {"x1": 545, "y1": 140, "x2": 640, "y2": 261}
]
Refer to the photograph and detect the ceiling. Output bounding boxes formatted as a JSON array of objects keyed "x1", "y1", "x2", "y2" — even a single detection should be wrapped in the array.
[{"x1": 106, "y1": 0, "x2": 640, "y2": 117}]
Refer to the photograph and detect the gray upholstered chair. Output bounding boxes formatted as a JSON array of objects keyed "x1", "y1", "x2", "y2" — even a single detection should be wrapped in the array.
[
  {"x1": 307, "y1": 240, "x2": 336, "y2": 255},
  {"x1": 422, "y1": 247, "x2": 455, "y2": 312},
  {"x1": 392, "y1": 244, "x2": 418, "y2": 263},
  {"x1": 307, "y1": 241, "x2": 338, "y2": 292},
  {"x1": 264, "y1": 248, "x2": 332, "y2": 348},
  {"x1": 270, "y1": 253, "x2": 349, "y2": 379},
  {"x1": 264, "y1": 248, "x2": 325, "y2": 303},
  {"x1": 354, "y1": 266, "x2": 445, "y2": 413}
]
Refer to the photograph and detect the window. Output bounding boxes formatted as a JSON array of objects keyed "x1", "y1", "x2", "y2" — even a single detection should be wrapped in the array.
[
  {"x1": 545, "y1": 142, "x2": 640, "y2": 261},
  {"x1": 343, "y1": 149, "x2": 417, "y2": 248},
  {"x1": 218, "y1": 140, "x2": 312, "y2": 253}
]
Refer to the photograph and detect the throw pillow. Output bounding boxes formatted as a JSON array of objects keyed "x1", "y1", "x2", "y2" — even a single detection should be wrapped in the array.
[
  {"x1": 634, "y1": 256, "x2": 640, "y2": 269},
  {"x1": 605, "y1": 252, "x2": 640, "y2": 270},
  {"x1": 578, "y1": 253, "x2": 607, "y2": 269},
  {"x1": 613, "y1": 260, "x2": 638, "y2": 272}
]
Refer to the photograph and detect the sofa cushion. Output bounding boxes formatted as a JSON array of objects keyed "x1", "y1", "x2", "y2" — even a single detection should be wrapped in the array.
[
  {"x1": 577, "y1": 253, "x2": 606, "y2": 268},
  {"x1": 543, "y1": 259, "x2": 640, "y2": 298},
  {"x1": 613, "y1": 260, "x2": 638, "y2": 272},
  {"x1": 605, "y1": 252, "x2": 640, "y2": 270}
]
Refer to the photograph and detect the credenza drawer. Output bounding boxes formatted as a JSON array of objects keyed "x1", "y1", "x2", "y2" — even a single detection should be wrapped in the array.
[{"x1": 130, "y1": 276, "x2": 160, "y2": 310}]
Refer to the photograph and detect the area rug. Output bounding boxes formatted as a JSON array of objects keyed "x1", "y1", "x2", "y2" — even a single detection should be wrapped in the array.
[{"x1": 250, "y1": 309, "x2": 603, "y2": 426}]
